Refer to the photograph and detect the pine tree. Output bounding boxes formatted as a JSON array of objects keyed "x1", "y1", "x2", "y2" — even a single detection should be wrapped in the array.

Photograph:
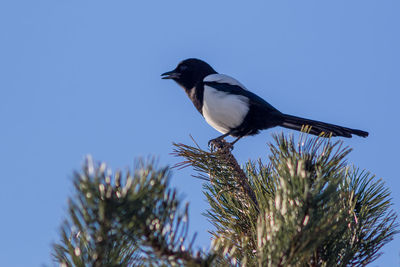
[{"x1": 53, "y1": 134, "x2": 398, "y2": 266}]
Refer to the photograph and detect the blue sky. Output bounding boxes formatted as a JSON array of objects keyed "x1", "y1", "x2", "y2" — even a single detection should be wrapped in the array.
[{"x1": 1, "y1": 1, "x2": 399, "y2": 266}]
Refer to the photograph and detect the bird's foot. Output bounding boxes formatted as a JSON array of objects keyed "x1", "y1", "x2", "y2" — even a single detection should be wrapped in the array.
[
  {"x1": 208, "y1": 138, "x2": 222, "y2": 151},
  {"x1": 208, "y1": 138, "x2": 233, "y2": 152}
]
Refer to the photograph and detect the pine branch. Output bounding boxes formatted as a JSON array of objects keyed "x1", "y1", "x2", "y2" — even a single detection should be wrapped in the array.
[
  {"x1": 173, "y1": 133, "x2": 399, "y2": 266},
  {"x1": 173, "y1": 140, "x2": 259, "y2": 211},
  {"x1": 52, "y1": 157, "x2": 211, "y2": 267},
  {"x1": 53, "y1": 133, "x2": 398, "y2": 266}
]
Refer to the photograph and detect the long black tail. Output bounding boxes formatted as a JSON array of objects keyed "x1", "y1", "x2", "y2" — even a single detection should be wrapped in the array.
[{"x1": 279, "y1": 113, "x2": 368, "y2": 138}]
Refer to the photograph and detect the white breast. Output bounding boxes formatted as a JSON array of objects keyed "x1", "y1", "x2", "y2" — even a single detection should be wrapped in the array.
[{"x1": 202, "y1": 85, "x2": 249, "y2": 134}]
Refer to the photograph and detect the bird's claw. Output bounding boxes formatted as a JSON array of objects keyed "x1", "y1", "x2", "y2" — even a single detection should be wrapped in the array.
[
  {"x1": 208, "y1": 139, "x2": 222, "y2": 151},
  {"x1": 208, "y1": 138, "x2": 233, "y2": 152}
]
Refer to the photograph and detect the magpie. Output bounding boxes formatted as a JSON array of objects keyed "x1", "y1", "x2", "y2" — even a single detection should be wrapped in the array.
[{"x1": 161, "y1": 58, "x2": 368, "y2": 146}]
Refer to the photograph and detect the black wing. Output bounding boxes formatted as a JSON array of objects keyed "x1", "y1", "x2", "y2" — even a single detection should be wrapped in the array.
[{"x1": 203, "y1": 81, "x2": 280, "y2": 114}]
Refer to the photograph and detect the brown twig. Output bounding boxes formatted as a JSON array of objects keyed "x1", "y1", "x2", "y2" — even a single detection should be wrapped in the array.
[
  {"x1": 213, "y1": 141, "x2": 259, "y2": 211},
  {"x1": 143, "y1": 227, "x2": 208, "y2": 266},
  {"x1": 172, "y1": 139, "x2": 259, "y2": 213}
]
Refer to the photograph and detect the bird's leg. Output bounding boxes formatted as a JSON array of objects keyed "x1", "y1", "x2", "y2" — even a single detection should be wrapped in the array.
[
  {"x1": 208, "y1": 132, "x2": 232, "y2": 150},
  {"x1": 229, "y1": 130, "x2": 252, "y2": 146},
  {"x1": 230, "y1": 135, "x2": 245, "y2": 146}
]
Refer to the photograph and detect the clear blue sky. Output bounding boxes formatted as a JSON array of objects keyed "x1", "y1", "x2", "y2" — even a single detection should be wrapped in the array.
[{"x1": 1, "y1": 1, "x2": 399, "y2": 266}]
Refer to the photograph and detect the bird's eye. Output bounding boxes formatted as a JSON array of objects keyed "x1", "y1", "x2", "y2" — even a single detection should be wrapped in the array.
[{"x1": 179, "y1": 65, "x2": 188, "y2": 71}]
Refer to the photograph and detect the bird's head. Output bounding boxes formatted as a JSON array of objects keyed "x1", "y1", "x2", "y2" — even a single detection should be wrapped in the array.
[{"x1": 161, "y1": 58, "x2": 217, "y2": 89}]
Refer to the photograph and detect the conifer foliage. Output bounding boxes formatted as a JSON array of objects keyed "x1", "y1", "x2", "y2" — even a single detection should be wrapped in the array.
[
  {"x1": 52, "y1": 158, "x2": 210, "y2": 266},
  {"x1": 53, "y1": 135, "x2": 398, "y2": 266}
]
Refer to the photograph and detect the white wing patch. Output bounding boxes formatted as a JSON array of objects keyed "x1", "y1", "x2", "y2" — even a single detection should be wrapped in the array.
[
  {"x1": 203, "y1": 74, "x2": 248, "y2": 90},
  {"x1": 202, "y1": 85, "x2": 249, "y2": 134}
]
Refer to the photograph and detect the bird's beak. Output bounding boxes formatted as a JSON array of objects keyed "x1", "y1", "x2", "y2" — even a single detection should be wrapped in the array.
[{"x1": 161, "y1": 70, "x2": 180, "y2": 79}]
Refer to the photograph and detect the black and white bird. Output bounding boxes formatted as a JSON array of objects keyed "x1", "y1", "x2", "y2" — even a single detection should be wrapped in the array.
[{"x1": 161, "y1": 58, "x2": 368, "y2": 146}]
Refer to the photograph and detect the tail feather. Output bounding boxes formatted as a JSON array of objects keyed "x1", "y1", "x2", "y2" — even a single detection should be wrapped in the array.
[{"x1": 280, "y1": 114, "x2": 368, "y2": 138}]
